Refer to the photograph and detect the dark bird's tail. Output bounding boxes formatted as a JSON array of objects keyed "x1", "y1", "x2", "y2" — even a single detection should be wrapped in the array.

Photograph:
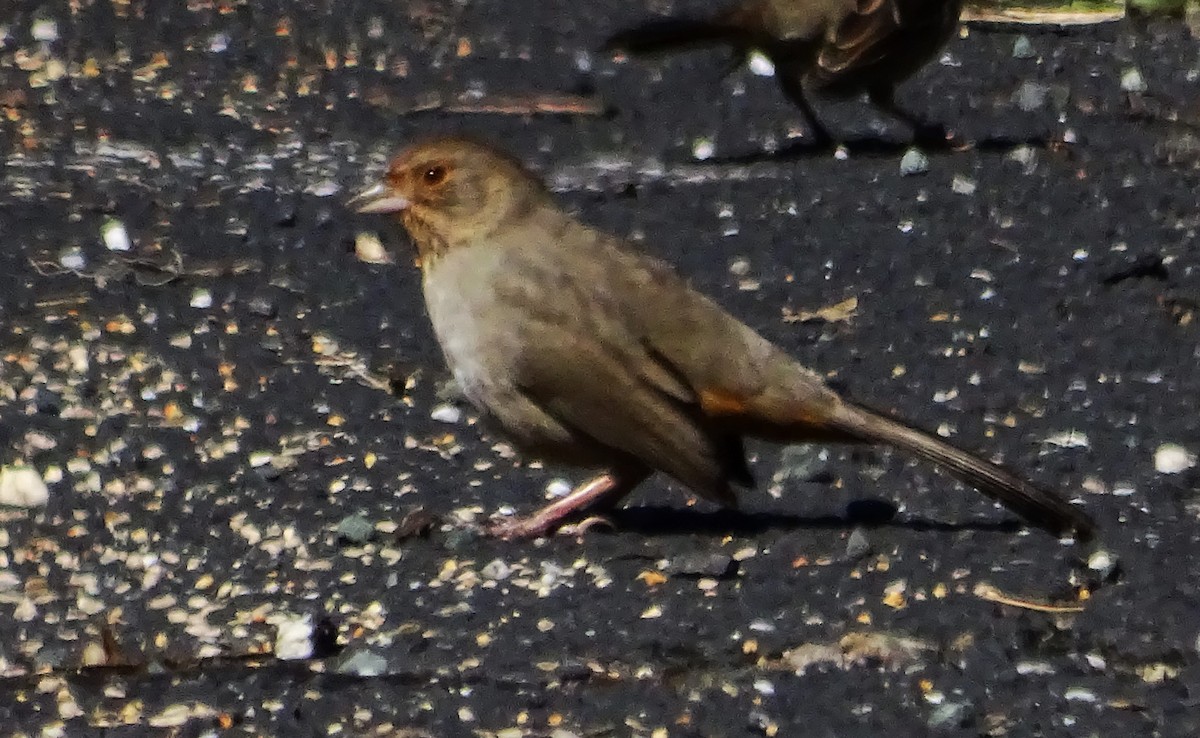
[
  {"x1": 603, "y1": 19, "x2": 743, "y2": 55},
  {"x1": 829, "y1": 402, "x2": 1096, "y2": 541}
]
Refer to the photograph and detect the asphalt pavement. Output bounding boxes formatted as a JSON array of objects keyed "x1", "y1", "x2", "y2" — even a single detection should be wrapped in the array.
[{"x1": 1, "y1": 1, "x2": 1199, "y2": 736}]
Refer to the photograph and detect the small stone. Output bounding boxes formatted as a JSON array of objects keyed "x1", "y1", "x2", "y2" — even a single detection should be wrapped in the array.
[
  {"x1": 442, "y1": 527, "x2": 478, "y2": 551},
  {"x1": 189, "y1": 288, "x2": 213, "y2": 309},
  {"x1": 481, "y1": 559, "x2": 512, "y2": 580},
  {"x1": 59, "y1": 246, "x2": 86, "y2": 271},
  {"x1": 247, "y1": 295, "x2": 276, "y2": 317},
  {"x1": 1043, "y1": 430, "x2": 1089, "y2": 449},
  {"x1": 545, "y1": 478, "x2": 572, "y2": 498},
  {"x1": 729, "y1": 256, "x2": 752, "y2": 277},
  {"x1": 748, "y1": 710, "x2": 777, "y2": 735},
  {"x1": 35, "y1": 389, "x2": 62, "y2": 416},
  {"x1": 1064, "y1": 687, "x2": 1098, "y2": 702},
  {"x1": 336, "y1": 514, "x2": 375, "y2": 544},
  {"x1": 430, "y1": 403, "x2": 462, "y2": 424},
  {"x1": 951, "y1": 175, "x2": 976, "y2": 195},
  {"x1": 1120, "y1": 68, "x2": 1147, "y2": 94},
  {"x1": 101, "y1": 219, "x2": 131, "y2": 251},
  {"x1": 747, "y1": 50, "x2": 775, "y2": 76},
  {"x1": 844, "y1": 527, "x2": 872, "y2": 561},
  {"x1": 148, "y1": 704, "x2": 193, "y2": 728},
  {"x1": 927, "y1": 700, "x2": 974, "y2": 730},
  {"x1": 31, "y1": 18, "x2": 58, "y2": 42},
  {"x1": 354, "y1": 232, "x2": 393, "y2": 264},
  {"x1": 273, "y1": 615, "x2": 314, "y2": 660},
  {"x1": 663, "y1": 552, "x2": 735, "y2": 578},
  {"x1": 1016, "y1": 660, "x2": 1054, "y2": 675},
  {"x1": 1011, "y1": 36, "x2": 1035, "y2": 59},
  {"x1": 1087, "y1": 549, "x2": 1118, "y2": 580},
  {"x1": 1013, "y1": 81, "x2": 1049, "y2": 112},
  {"x1": 80, "y1": 641, "x2": 108, "y2": 667},
  {"x1": 1006, "y1": 145, "x2": 1039, "y2": 174},
  {"x1": 0, "y1": 465, "x2": 50, "y2": 508},
  {"x1": 13, "y1": 597, "x2": 37, "y2": 621},
  {"x1": 774, "y1": 444, "x2": 829, "y2": 483},
  {"x1": 336, "y1": 649, "x2": 388, "y2": 677},
  {"x1": 1154, "y1": 443, "x2": 1195, "y2": 474},
  {"x1": 692, "y1": 137, "x2": 715, "y2": 161},
  {"x1": 899, "y1": 147, "x2": 929, "y2": 176}
]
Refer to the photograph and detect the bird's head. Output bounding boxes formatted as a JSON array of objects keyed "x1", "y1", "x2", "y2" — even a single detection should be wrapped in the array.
[{"x1": 349, "y1": 136, "x2": 549, "y2": 263}]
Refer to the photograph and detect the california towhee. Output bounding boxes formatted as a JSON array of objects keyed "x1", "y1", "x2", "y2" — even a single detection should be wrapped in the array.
[
  {"x1": 349, "y1": 137, "x2": 1094, "y2": 542},
  {"x1": 604, "y1": 0, "x2": 963, "y2": 146}
]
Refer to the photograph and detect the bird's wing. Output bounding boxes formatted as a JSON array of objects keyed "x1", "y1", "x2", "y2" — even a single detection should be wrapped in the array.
[
  {"x1": 495, "y1": 244, "x2": 752, "y2": 505},
  {"x1": 609, "y1": 244, "x2": 851, "y2": 443}
]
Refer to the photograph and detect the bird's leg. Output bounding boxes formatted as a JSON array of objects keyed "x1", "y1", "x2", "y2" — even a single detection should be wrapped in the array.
[
  {"x1": 485, "y1": 469, "x2": 648, "y2": 540},
  {"x1": 776, "y1": 68, "x2": 833, "y2": 148},
  {"x1": 867, "y1": 86, "x2": 956, "y2": 148}
]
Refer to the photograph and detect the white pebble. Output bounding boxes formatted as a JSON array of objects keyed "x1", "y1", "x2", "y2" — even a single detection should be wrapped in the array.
[
  {"x1": 31, "y1": 18, "x2": 58, "y2": 42},
  {"x1": 1064, "y1": 687, "x2": 1098, "y2": 703},
  {"x1": 0, "y1": 465, "x2": 50, "y2": 508},
  {"x1": 1043, "y1": 430, "x2": 1089, "y2": 449},
  {"x1": 1154, "y1": 444, "x2": 1195, "y2": 474},
  {"x1": 1087, "y1": 549, "x2": 1116, "y2": 577},
  {"x1": 692, "y1": 137, "x2": 715, "y2": 161},
  {"x1": 354, "y1": 232, "x2": 392, "y2": 264},
  {"x1": 273, "y1": 614, "x2": 314, "y2": 660},
  {"x1": 430, "y1": 403, "x2": 462, "y2": 424},
  {"x1": 899, "y1": 147, "x2": 929, "y2": 176},
  {"x1": 1120, "y1": 68, "x2": 1147, "y2": 93},
  {"x1": 747, "y1": 50, "x2": 775, "y2": 77},
  {"x1": 574, "y1": 50, "x2": 592, "y2": 73},
  {"x1": 102, "y1": 219, "x2": 131, "y2": 251},
  {"x1": 545, "y1": 478, "x2": 572, "y2": 498},
  {"x1": 13, "y1": 597, "x2": 37, "y2": 621},
  {"x1": 59, "y1": 247, "x2": 86, "y2": 271},
  {"x1": 190, "y1": 288, "x2": 213, "y2": 309}
]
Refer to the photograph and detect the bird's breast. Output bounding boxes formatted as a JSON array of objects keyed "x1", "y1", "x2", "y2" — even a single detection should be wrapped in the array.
[{"x1": 421, "y1": 246, "x2": 516, "y2": 411}]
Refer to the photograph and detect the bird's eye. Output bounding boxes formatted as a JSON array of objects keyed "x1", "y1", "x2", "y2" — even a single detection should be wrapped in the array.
[{"x1": 422, "y1": 165, "x2": 448, "y2": 186}]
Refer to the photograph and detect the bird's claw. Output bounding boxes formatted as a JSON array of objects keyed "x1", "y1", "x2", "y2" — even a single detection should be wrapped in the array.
[
  {"x1": 557, "y1": 515, "x2": 616, "y2": 537},
  {"x1": 483, "y1": 513, "x2": 615, "y2": 541}
]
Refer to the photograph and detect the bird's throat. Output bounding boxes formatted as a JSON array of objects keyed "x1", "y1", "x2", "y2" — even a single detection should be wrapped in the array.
[{"x1": 401, "y1": 211, "x2": 449, "y2": 269}]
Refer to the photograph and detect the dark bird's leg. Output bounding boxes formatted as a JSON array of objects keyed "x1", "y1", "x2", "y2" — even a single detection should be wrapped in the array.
[
  {"x1": 867, "y1": 86, "x2": 955, "y2": 147},
  {"x1": 485, "y1": 467, "x2": 650, "y2": 540},
  {"x1": 775, "y1": 65, "x2": 833, "y2": 148}
]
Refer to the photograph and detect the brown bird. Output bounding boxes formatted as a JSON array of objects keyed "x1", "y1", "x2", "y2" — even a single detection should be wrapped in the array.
[
  {"x1": 349, "y1": 137, "x2": 1094, "y2": 542},
  {"x1": 604, "y1": 0, "x2": 964, "y2": 146}
]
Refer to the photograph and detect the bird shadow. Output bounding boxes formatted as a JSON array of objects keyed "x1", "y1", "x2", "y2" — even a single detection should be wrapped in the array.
[
  {"x1": 705, "y1": 133, "x2": 1057, "y2": 165},
  {"x1": 603, "y1": 502, "x2": 1021, "y2": 538}
]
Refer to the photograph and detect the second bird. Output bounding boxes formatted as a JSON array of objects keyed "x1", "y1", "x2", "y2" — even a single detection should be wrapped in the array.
[{"x1": 605, "y1": 0, "x2": 964, "y2": 146}]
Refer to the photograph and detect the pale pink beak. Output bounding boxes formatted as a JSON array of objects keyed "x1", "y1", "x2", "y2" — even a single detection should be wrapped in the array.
[{"x1": 348, "y1": 182, "x2": 411, "y2": 214}]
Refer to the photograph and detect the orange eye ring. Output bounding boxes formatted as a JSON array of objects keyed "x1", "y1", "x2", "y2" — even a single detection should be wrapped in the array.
[{"x1": 422, "y1": 165, "x2": 448, "y2": 186}]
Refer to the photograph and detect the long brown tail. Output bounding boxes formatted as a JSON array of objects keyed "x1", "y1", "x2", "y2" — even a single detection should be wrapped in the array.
[{"x1": 828, "y1": 402, "x2": 1096, "y2": 541}]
